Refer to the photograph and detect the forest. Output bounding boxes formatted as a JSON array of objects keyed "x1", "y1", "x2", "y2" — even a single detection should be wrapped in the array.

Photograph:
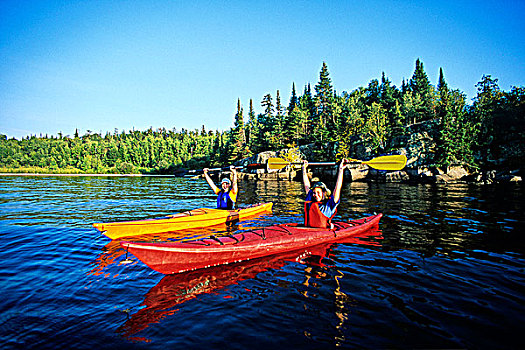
[{"x1": 1, "y1": 59, "x2": 524, "y2": 174}]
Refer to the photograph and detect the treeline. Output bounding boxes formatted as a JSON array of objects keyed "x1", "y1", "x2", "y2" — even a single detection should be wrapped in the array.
[
  {"x1": 1, "y1": 59, "x2": 524, "y2": 174},
  {"x1": 233, "y1": 60, "x2": 524, "y2": 170},
  {"x1": 0, "y1": 127, "x2": 221, "y2": 174}
]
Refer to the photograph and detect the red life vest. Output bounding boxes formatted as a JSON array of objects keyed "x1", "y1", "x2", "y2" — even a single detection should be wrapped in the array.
[{"x1": 304, "y1": 201, "x2": 336, "y2": 228}]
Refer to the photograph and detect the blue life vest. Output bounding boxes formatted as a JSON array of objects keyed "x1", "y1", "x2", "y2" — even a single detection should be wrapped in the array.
[{"x1": 217, "y1": 189, "x2": 235, "y2": 210}]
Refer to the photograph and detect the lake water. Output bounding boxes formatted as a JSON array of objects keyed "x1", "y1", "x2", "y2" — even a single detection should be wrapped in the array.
[{"x1": 0, "y1": 175, "x2": 523, "y2": 349}]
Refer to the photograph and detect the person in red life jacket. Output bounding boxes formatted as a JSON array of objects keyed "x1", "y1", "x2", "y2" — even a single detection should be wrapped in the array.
[
  {"x1": 302, "y1": 159, "x2": 349, "y2": 228},
  {"x1": 203, "y1": 165, "x2": 238, "y2": 209}
]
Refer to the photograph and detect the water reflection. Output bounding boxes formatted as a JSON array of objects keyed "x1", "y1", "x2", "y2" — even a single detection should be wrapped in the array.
[
  {"x1": 1, "y1": 175, "x2": 523, "y2": 349},
  {"x1": 116, "y1": 229, "x2": 382, "y2": 342}
]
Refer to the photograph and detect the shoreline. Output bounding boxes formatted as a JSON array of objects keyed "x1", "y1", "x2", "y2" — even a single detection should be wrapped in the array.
[{"x1": 0, "y1": 173, "x2": 174, "y2": 177}]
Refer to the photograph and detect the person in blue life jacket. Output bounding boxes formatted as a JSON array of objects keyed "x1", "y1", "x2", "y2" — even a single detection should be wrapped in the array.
[
  {"x1": 302, "y1": 158, "x2": 349, "y2": 228},
  {"x1": 203, "y1": 165, "x2": 238, "y2": 210}
]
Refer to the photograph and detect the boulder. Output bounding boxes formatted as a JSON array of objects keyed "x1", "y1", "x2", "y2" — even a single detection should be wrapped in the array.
[
  {"x1": 348, "y1": 165, "x2": 368, "y2": 181},
  {"x1": 386, "y1": 171, "x2": 410, "y2": 182},
  {"x1": 435, "y1": 165, "x2": 470, "y2": 183}
]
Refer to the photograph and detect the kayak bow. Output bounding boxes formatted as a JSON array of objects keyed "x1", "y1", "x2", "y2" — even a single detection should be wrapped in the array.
[
  {"x1": 93, "y1": 202, "x2": 273, "y2": 239},
  {"x1": 121, "y1": 213, "x2": 382, "y2": 274}
]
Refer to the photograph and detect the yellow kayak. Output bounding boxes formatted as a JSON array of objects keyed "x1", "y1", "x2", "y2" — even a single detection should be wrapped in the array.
[{"x1": 93, "y1": 202, "x2": 273, "y2": 240}]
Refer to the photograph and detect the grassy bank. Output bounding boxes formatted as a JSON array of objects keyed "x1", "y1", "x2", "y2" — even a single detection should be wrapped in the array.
[{"x1": 0, "y1": 166, "x2": 159, "y2": 175}]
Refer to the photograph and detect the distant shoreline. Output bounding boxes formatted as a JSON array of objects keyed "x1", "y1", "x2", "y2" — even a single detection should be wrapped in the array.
[{"x1": 0, "y1": 173, "x2": 174, "y2": 177}]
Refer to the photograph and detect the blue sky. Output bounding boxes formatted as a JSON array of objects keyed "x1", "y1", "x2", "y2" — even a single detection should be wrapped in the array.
[{"x1": 1, "y1": 0, "x2": 524, "y2": 139}]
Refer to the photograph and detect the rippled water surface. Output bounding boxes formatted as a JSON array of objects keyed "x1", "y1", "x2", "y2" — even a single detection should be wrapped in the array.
[{"x1": 0, "y1": 175, "x2": 524, "y2": 349}]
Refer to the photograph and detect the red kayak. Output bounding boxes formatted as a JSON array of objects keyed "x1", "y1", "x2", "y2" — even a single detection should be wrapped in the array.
[{"x1": 121, "y1": 213, "x2": 382, "y2": 274}]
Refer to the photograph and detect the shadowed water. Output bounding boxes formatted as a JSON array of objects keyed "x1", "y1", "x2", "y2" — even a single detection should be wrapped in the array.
[{"x1": 0, "y1": 176, "x2": 523, "y2": 349}]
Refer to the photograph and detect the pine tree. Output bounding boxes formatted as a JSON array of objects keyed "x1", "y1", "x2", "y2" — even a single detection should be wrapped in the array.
[
  {"x1": 300, "y1": 84, "x2": 315, "y2": 141},
  {"x1": 273, "y1": 90, "x2": 284, "y2": 149},
  {"x1": 365, "y1": 102, "x2": 388, "y2": 153},
  {"x1": 284, "y1": 106, "x2": 308, "y2": 146},
  {"x1": 231, "y1": 98, "x2": 248, "y2": 161},
  {"x1": 288, "y1": 82, "x2": 298, "y2": 114},
  {"x1": 210, "y1": 130, "x2": 222, "y2": 166},
  {"x1": 379, "y1": 73, "x2": 396, "y2": 109},
  {"x1": 470, "y1": 75, "x2": 504, "y2": 165},
  {"x1": 401, "y1": 79, "x2": 408, "y2": 95},
  {"x1": 275, "y1": 90, "x2": 283, "y2": 117},
  {"x1": 436, "y1": 67, "x2": 451, "y2": 121},
  {"x1": 313, "y1": 62, "x2": 334, "y2": 142},
  {"x1": 379, "y1": 73, "x2": 403, "y2": 141},
  {"x1": 259, "y1": 93, "x2": 274, "y2": 151},
  {"x1": 336, "y1": 90, "x2": 365, "y2": 158},
  {"x1": 408, "y1": 58, "x2": 436, "y2": 122},
  {"x1": 437, "y1": 89, "x2": 471, "y2": 167},
  {"x1": 365, "y1": 79, "x2": 380, "y2": 106},
  {"x1": 246, "y1": 99, "x2": 258, "y2": 152}
]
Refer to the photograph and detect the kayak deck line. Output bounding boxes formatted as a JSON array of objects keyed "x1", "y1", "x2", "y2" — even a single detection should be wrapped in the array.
[
  {"x1": 93, "y1": 202, "x2": 273, "y2": 239},
  {"x1": 120, "y1": 213, "x2": 382, "y2": 274},
  {"x1": 123, "y1": 225, "x2": 344, "y2": 253}
]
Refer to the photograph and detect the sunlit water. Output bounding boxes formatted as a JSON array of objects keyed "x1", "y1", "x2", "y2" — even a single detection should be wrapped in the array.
[{"x1": 0, "y1": 176, "x2": 523, "y2": 349}]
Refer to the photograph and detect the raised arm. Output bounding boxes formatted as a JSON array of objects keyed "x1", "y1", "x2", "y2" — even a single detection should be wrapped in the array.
[
  {"x1": 203, "y1": 168, "x2": 219, "y2": 193},
  {"x1": 332, "y1": 159, "x2": 349, "y2": 203},
  {"x1": 230, "y1": 165, "x2": 238, "y2": 194},
  {"x1": 302, "y1": 161, "x2": 311, "y2": 194}
]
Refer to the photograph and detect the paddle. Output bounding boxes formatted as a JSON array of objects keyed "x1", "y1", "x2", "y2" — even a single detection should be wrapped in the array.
[
  {"x1": 187, "y1": 163, "x2": 266, "y2": 174},
  {"x1": 267, "y1": 154, "x2": 407, "y2": 171}
]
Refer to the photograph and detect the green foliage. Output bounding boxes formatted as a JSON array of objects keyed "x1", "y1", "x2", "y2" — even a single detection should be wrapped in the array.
[
  {"x1": 408, "y1": 58, "x2": 436, "y2": 122},
  {"x1": 0, "y1": 127, "x2": 217, "y2": 174},
  {"x1": 335, "y1": 90, "x2": 365, "y2": 158},
  {"x1": 287, "y1": 83, "x2": 298, "y2": 115},
  {"x1": 230, "y1": 99, "x2": 250, "y2": 162},
  {"x1": 364, "y1": 103, "x2": 389, "y2": 153},
  {"x1": 313, "y1": 62, "x2": 335, "y2": 142},
  {"x1": 2, "y1": 59, "x2": 522, "y2": 174},
  {"x1": 436, "y1": 89, "x2": 474, "y2": 168},
  {"x1": 470, "y1": 78, "x2": 525, "y2": 168}
]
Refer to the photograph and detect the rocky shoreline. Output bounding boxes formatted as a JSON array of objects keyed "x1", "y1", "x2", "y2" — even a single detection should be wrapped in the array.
[
  {"x1": 230, "y1": 156, "x2": 522, "y2": 185},
  {"x1": 228, "y1": 119, "x2": 523, "y2": 185}
]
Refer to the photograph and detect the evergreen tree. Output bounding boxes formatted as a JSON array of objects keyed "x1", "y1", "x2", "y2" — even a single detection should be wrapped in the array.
[
  {"x1": 365, "y1": 102, "x2": 388, "y2": 153},
  {"x1": 379, "y1": 73, "x2": 397, "y2": 110},
  {"x1": 436, "y1": 89, "x2": 472, "y2": 167},
  {"x1": 259, "y1": 93, "x2": 275, "y2": 150},
  {"x1": 401, "y1": 79, "x2": 408, "y2": 95},
  {"x1": 365, "y1": 79, "x2": 380, "y2": 106},
  {"x1": 314, "y1": 62, "x2": 335, "y2": 142},
  {"x1": 408, "y1": 58, "x2": 436, "y2": 122},
  {"x1": 299, "y1": 83, "x2": 315, "y2": 141},
  {"x1": 246, "y1": 99, "x2": 258, "y2": 152},
  {"x1": 379, "y1": 73, "x2": 403, "y2": 141},
  {"x1": 436, "y1": 68, "x2": 450, "y2": 120},
  {"x1": 275, "y1": 90, "x2": 284, "y2": 118},
  {"x1": 261, "y1": 93, "x2": 274, "y2": 117},
  {"x1": 470, "y1": 75, "x2": 503, "y2": 164},
  {"x1": 284, "y1": 106, "x2": 308, "y2": 146},
  {"x1": 336, "y1": 90, "x2": 365, "y2": 158},
  {"x1": 2, "y1": 60, "x2": 520, "y2": 175},
  {"x1": 273, "y1": 90, "x2": 284, "y2": 149},
  {"x1": 287, "y1": 82, "x2": 298, "y2": 114},
  {"x1": 210, "y1": 130, "x2": 222, "y2": 166}
]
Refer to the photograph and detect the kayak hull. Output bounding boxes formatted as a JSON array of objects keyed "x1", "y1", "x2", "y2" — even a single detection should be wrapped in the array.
[
  {"x1": 121, "y1": 213, "x2": 382, "y2": 274},
  {"x1": 93, "y1": 202, "x2": 273, "y2": 239}
]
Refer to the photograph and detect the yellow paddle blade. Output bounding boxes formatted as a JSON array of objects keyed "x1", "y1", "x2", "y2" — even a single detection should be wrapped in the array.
[
  {"x1": 360, "y1": 154, "x2": 407, "y2": 170},
  {"x1": 268, "y1": 154, "x2": 407, "y2": 171},
  {"x1": 267, "y1": 157, "x2": 290, "y2": 170}
]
